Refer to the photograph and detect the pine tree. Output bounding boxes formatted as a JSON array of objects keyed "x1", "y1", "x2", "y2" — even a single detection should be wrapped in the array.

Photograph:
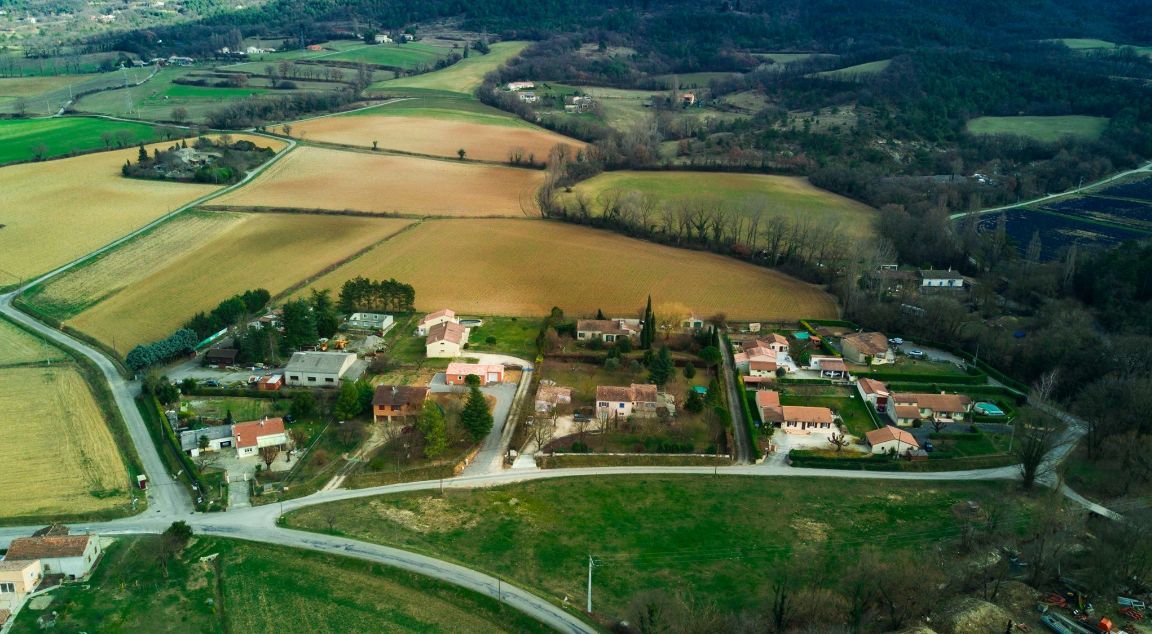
[
  {"x1": 417, "y1": 400, "x2": 448, "y2": 458},
  {"x1": 649, "y1": 345, "x2": 674, "y2": 387},
  {"x1": 641, "y1": 295, "x2": 654, "y2": 349},
  {"x1": 460, "y1": 386, "x2": 493, "y2": 441},
  {"x1": 334, "y1": 380, "x2": 362, "y2": 421},
  {"x1": 595, "y1": 308, "x2": 606, "y2": 320}
]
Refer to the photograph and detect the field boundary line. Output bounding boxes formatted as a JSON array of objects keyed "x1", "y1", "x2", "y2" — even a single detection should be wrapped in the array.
[
  {"x1": 269, "y1": 97, "x2": 415, "y2": 126},
  {"x1": 197, "y1": 204, "x2": 536, "y2": 221},
  {"x1": 288, "y1": 137, "x2": 548, "y2": 171}
]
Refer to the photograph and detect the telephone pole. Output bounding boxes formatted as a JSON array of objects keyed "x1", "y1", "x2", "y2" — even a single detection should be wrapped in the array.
[{"x1": 586, "y1": 555, "x2": 595, "y2": 614}]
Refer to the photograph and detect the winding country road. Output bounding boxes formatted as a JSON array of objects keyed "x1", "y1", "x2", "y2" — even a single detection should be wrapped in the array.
[{"x1": 0, "y1": 132, "x2": 1126, "y2": 632}]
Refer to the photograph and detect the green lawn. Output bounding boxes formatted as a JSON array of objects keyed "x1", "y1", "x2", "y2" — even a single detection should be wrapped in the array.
[
  {"x1": 368, "y1": 42, "x2": 529, "y2": 96},
  {"x1": 966, "y1": 115, "x2": 1110, "y2": 143},
  {"x1": 0, "y1": 117, "x2": 158, "y2": 164},
  {"x1": 12, "y1": 535, "x2": 549, "y2": 633},
  {"x1": 779, "y1": 391, "x2": 877, "y2": 437},
  {"x1": 287, "y1": 476, "x2": 1032, "y2": 621},
  {"x1": 323, "y1": 42, "x2": 449, "y2": 69},
  {"x1": 560, "y1": 170, "x2": 877, "y2": 239},
  {"x1": 928, "y1": 431, "x2": 1009, "y2": 458},
  {"x1": 813, "y1": 59, "x2": 892, "y2": 80},
  {"x1": 464, "y1": 316, "x2": 544, "y2": 360},
  {"x1": 180, "y1": 396, "x2": 282, "y2": 424},
  {"x1": 873, "y1": 357, "x2": 971, "y2": 377}
]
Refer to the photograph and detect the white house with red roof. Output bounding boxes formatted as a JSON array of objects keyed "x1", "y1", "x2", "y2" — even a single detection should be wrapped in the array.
[
  {"x1": 417, "y1": 309, "x2": 458, "y2": 336},
  {"x1": 445, "y1": 362, "x2": 504, "y2": 385},
  {"x1": 232, "y1": 417, "x2": 289, "y2": 458},
  {"x1": 426, "y1": 321, "x2": 470, "y2": 358},
  {"x1": 867, "y1": 425, "x2": 920, "y2": 454}
]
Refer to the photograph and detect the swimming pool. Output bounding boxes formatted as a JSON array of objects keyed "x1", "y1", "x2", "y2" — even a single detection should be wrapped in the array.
[
  {"x1": 459, "y1": 319, "x2": 484, "y2": 327},
  {"x1": 975, "y1": 402, "x2": 1005, "y2": 416}
]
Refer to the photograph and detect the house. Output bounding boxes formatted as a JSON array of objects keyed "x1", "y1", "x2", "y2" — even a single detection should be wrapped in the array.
[
  {"x1": 919, "y1": 268, "x2": 965, "y2": 291},
  {"x1": 372, "y1": 385, "x2": 429, "y2": 422},
  {"x1": 748, "y1": 359, "x2": 778, "y2": 378},
  {"x1": 284, "y1": 351, "x2": 357, "y2": 387},
  {"x1": 374, "y1": 33, "x2": 392, "y2": 43},
  {"x1": 445, "y1": 362, "x2": 504, "y2": 385},
  {"x1": 681, "y1": 316, "x2": 704, "y2": 329},
  {"x1": 4, "y1": 534, "x2": 100, "y2": 579},
  {"x1": 576, "y1": 319, "x2": 641, "y2": 343},
  {"x1": 813, "y1": 357, "x2": 849, "y2": 379},
  {"x1": 755, "y1": 390, "x2": 783, "y2": 424},
  {"x1": 257, "y1": 374, "x2": 283, "y2": 391},
  {"x1": 179, "y1": 424, "x2": 234, "y2": 457},
  {"x1": 856, "y1": 378, "x2": 890, "y2": 413},
  {"x1": 0, "y1": 559, "x2": 41, "y2": 614},
  {"x1": 886, "y1": 392, "x2": 974, "y2": 426},
  {"x1": 518, "y1": 91, "x2": 538, "y2": 103},
  {"x1": 735, "y1": 342, "x2": 778, "y2": 374},
  {"x1": 506, "y1": 81, "x2": 535, "y2": 91},
  {"x1": 780, "y1": 406, "x2": 837, "y2": 435},
  {"x1": 425, "y1": 321, "x2": 469, "y2": 358},
  {"x1": 535, "y1": 385, "x2": 573, "y2": 412},
  {"x1": 204, "y1": 348, "x2": 238, "y2": 368},
  {"x1": 761, "y1": 333, "x2": 789, "y2": 354},
  {"x1": 346, "y1": 312, "x2": 394, "y2": 332},
  {"x1": 679, "y1": 92, "x2": 696, "y2": 106},
  {"x1": 595, "y1": 384, "x2": 658, "y2": 420},
  {"x1": 840, "y1": 332, "x2": 893, "y2": 365},
  {"x1": 417, "y1": 309, "x2": 458, "y2": 336},
  {"x1": 867, "y1": 425, "x2": 920, "y2": 455},
  {"x1": 232, "y1": 417, "x2": 289, "y2": 458}
]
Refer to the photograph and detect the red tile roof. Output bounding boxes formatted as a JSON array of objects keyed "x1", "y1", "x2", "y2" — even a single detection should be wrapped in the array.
[
  {"x1": 818, "y1": 358, "x2": 848, "y2": 372},
  {"x1": 426, "y1": 321, "x2": 467, "y2": 345},
  {"x1": 841, "y1": 331, "x2": 890, "y2": 356},
  {"x1": 372, "y1": 385, "x2": 429, "y2": 410},
  {"x1": 232, "y1": 417, "x2": 286, "y2": 448},
  {"x1": 5, "y1": 535, "x2": 91, "y2": 559},
  {"x1": 857, "y1": 378, "x2": 889, "y2": 396},
  {"x1": 749, "y1": 360, "x2": 778, "y2": 372},
  {"x1": 866, "y1": 426, "x2": 919, "y2": 448},
  {"x1": 892, "y1": 392, "x2": 973, "y2": 413},
  {"x1": 596, "y1": 384, "x2": 657, "y2": 404},
  {"x1": 755, "y1": 390, "x2": 780, "y2": 409},
  {"x1": 781, "y1": 406, "x2": 835, "y2": 425},
  {"x1": 419, "y1": 308, "x2": 455, "y2": 325}
]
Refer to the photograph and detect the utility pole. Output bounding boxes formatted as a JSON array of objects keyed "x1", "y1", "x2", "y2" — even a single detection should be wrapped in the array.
[{"x1": 586, "y1": 555, "x2": 595, "y2": 614}]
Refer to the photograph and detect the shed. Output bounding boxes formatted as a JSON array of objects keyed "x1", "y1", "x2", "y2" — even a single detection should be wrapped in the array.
[{"x1": 204, "y1": 348, "x2": 238, "y2": 367}]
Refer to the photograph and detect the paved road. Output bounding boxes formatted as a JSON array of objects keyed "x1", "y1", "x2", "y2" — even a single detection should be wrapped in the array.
[{"x1": 719, "y1": 334, "x2": 751, "y2": 463}]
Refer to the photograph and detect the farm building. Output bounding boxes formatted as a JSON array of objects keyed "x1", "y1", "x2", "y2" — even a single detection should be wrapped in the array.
[
  {"x1": 204, "y1": 348, "x2": 238, "y2": 368},
  {"x1": 257, "y1": 374, "x2": 283, "y2": 391},
  {"x1": 596, "y1": 383, "x2": 658, "y2": 420},
  {"x1": 179, "y1": 424, "x2": 234, "y2": 457},
  {"x1": 867, "y1": 425, "x2": 920, "y2": 455},
  {"x1": 576, "y1": 319, "x2": 642, "y2": 342},
  {"x1": 0, "y1": 559, "x2": 41, "y2": 615},
  {"x1": 856, "y1": 378, "x2": 890, "y2": 414},
  {"x1": 506, "y1": 81, "x2": 535, "y2": 91},
  {"x1": 425, "y1": 322, "x2": 469, "y2": 358},
  {"x1": 840, "y1": 332, "x2": 893, "y2": 365},
  {"x1": 4, "y1": 534, "x2": 101, "y2": 579},
  {"x1": 535, "y1": 385, "x2": 572, "y2": 412},
  {"x1": 417, "y1": 309, "x2": 458, "y2": 336},
  {"x1": 755, "y1": 390, "x2": 783, "y2": 424},
  {"x1": 232, "y1": 417, "x2": 288, "y2": 458},
  {"x1": 284, "y1": 351, "x2": 357, "y2": 387},
  {"x1": 445, "y1": 362, "x2": 504, "y2": 386},
  {"x1": 346, "y1": 312, "x2": 394, "y2": 332},
  {"x1": 780, "y1": 406, "x2": 837, "y2": 435},
  {"x1": 918, "y1": 268, "x2": 965, "y2": 291},
  {"x1": 372, "y1": 385, "x2": 429, "y2": 422},
  {"x1": 887, "y1": 392, "x2": 974, "y2": 426}
]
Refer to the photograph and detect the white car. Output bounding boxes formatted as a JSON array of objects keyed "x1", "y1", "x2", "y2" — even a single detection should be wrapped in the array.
[
  {"x1": 888, "y1": 337, "x2": 904, "y2": 345},
  {"x1": 906, "y1": 349, "x2": 925, "y2": 358}
]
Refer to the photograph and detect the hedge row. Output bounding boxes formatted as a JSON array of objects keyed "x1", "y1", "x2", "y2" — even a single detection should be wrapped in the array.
[
  {"x1": 855, "y1": 369, "x2": 987, "y2": 385},
  {"x1": 799, "y1": 318, "x2": 862, "y2": 330},
  {"x1": 788, "y1": 450, "x2": 1017, "y2": 472}
]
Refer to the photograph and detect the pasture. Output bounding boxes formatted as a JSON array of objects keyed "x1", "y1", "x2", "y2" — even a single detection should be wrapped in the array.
[
  {"x1": 0, "y1": 133, "x2": 285, "y2": 285},
  {"x1": 0, "y1": 365, "x2": 131, "y2": 519},
  {"x1": 321, "y1": 42, "x2": 449, "y2": 68},
  {"x1": 0, "y1": 66, "x2": 154, "y2": 116},
  {"x1": 0, "y1": 116, "x2": 159, "y2": 164},
  {"x1": 290, "y1": 113, "x2": 583, "y2": 162},
  {"x1": 562, "y1": 171, "x2": 877, "y2": 238},
  {"x1": 552, "y1": 84, "x2": 745, "y2": 134},
  {"x1": 368, "y1": 41, "x2": 528, "y2": 96},
  {"x1": 287, "y1": 476, "x2": 1029, "y2": 620},
  {"x1": 66, "y1": 213, "x2": 414, "y2": 351},
  {"x1": 966, "y1": 115, "x2": 1110, "y2": 143},
  {"x1": 214, "y1": 147, "x2": 544, "y2": 216},
  {"x1": 813, "y1": 59, "x2": 892, "y2": 80},
  {"x1": 0, "y1": 317, "x2": 68, "y2": 366},
  {"x1": 300, "y1": 218, "x2": 838, "y2": 320},
  {"x1": 0, "y1": 74, "x2": 87, "y2": 99}
]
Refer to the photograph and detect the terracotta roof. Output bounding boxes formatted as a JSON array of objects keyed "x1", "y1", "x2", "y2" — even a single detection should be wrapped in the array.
[
  {"x1": 372, "y1": 385, "x2": 429, "y2": 409},
  {"x1": 576, "y1": 319, "x2": 635, "y2": 336},
  {"x1": 893, "y1": 405, "x2": 922, "y2": 419},
  {"x1": 535, "y1": 385, "x2": 572, "y2": 404},
  {"x1": 0, "y1": 559, "x2": 39, "y2": 571},
  {"x1": 781, "y1": 406, "x2": 834, "y2": 425},
  {"x1": 866, "y1": 425, "x2": 920, "y2": 448},
  {"x1": 596, "y1": 383, "x2": 657, "y2": 404},
  {"x1": 232, "y1": 417, "x2": 286, "y2": 449},
  {"x1": 733, "y1": 352, "x2": 748, "y2": 365},
  {"x1": 750, "y1": 360, "x2": 778, "y2": 372},
  {"x1": 841, "y1": 332, "x2": 889, "y2": 356},
  {"x1": 762, "y1": 333, "x2": 788, "y2": 346},
  {"x1": 857, "y1": 378, "x2": 889, "y2": 396},
  {"x1": 818, "y1": 358, "x2": 848, "y2": 372},
  {"x1": 5, "y1": 535, "x2": 91, "y2": 559},
  {"x1": 744, "y1": 346, "x2": 777, "y2": 360},
  {"x1": 419, "y1": 308, "x2": 455, "y2": 325},
  {"x1": 445, "y1": 362, "x2": 503, "y2": 377},
  {"x1": 892, "y1": 392, "x2": 973, "y2": 413},
  {"x1": 426, "y1": 321, "x2": 468, "y2": 345},
  {"x1": 755, "y1": 390, "x2": 780, "y2": 409}
]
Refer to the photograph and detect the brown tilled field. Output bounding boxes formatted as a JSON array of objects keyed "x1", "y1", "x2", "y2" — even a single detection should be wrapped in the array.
[
  {"x1": 291, "y1": 114, "x2": 583, "y2": 163},
  {"x1": 0, "y1": 365, "x2": 131, "y2": 518},
  {"x1": 0, "y1": 134, "x2": 287, "y2": 283},
  {"x1": 67, "y1": 213, "x2": 413, "y2": 351},
  {"x1": 213, "y1": 147, "x2": 543, "y2": 217},
  {"x1": 300, "y1": 218, "x2": 838, "y2": 320}
]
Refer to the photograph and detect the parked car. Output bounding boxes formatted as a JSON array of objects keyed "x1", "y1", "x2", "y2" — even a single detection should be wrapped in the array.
[
  {"x1": 889, "y1": 337, "x2": 904, "y2": 345},
  {"x1": 204, "y1": 379, "x2": 221, "y2": 387},
  {"x1": 572, "y1": 412, "x2": 591, "y2": 422},
  {"x1": 283, "y1": 414, "x2": 295, "y2": 424},
  {"x1": 923, "y1": 441, "x2": 935, "y2": 452},
  {"x1": 906, "y1": 349, "x2": 925, "y2": 358}
]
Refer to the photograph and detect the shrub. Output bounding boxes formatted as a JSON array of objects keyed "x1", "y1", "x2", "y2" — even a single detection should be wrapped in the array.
[{"x1": 485, "y1": 336, "x2": 497, "y2": 344}]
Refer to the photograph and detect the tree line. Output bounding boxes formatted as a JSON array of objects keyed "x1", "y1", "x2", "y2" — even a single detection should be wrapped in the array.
[{"x1": 337, "y1": 276, "x2": 415, "y2": 314}]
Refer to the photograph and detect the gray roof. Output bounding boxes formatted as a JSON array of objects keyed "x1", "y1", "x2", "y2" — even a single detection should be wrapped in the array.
[
  {"x1": 180, "y1": 425, "x2": 233, "y2": 451},
  {"x1": 284, "y1": 351, "x2": 356, "y2": 374},
  {"x1": 919, "y1": 269, "x2": 964, "y2": 280}
]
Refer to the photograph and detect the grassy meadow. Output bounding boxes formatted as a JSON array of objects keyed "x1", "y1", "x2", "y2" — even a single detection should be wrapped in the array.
[
  {"x1": 12, "y1": 535, "x2": 550, "y2": 633},
  {"x1": 562, "y1": 171, "x2": 878, "y2": 238},
  {"x1": 0, "y1": 116, "x2": 159, "y2": 164},
  {"x1": 287, "y1": 476, "x2": 1032, "y2": 620},
  {"x1": 966, "y1": 115, "x2": 1110, "y2": 143},
  {"x1": 368, "y1": 41, "x2": 529, "y2": 96},
  {"x1": 813, "y1": 59, "x2": 892, "y2": 80}
]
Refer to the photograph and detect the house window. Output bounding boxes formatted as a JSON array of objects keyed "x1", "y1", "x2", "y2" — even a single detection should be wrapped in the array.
[
  {"x1": 0, "y1": 582, "x2": 14, "y2": 593},
  {"x1": 618, "y1": 403, "x2": 625, "y2": 408},
  {"x1": 307, "y1": 376, "x2": 316, "y2": 382},
  {"x1": 598, "y1": 402, "x2": 608, "y2": 407},
  {"x1": 289, "y1": 375, "x2": 299, "y2": 381},
  {"x1": 325, "y1": 377, "x2": 334, "y2": 383}
]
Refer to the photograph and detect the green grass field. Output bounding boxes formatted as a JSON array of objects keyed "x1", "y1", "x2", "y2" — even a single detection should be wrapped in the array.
[
  {"x1": 368, "y1": 41, "x2": 528, "y2": 96},
  {"x1": 755, "y1": 52, "x2": 838, "y2": 66},
  {"x1": 561, "y1": 170, "x2": 877, "y2": 238},
  {"x1": 12, "y1": 535, "x2": 549, "y2": 633},
  {"x1": 463, "y1": 316, "x2": 545, "y2": 359},
  {"x1": 966, "y1": 115, "x2": 1110, "y2": 143},
  {"x1": 1048, "y1": 38, "x2": 1152, "y2": 56},
  {"x1": 0, "y1": 117, "x2": 158, "y2": 164},
  {"x1": 350, "y1": 96, "x2": 529, "y2": 126},
  {"x1": 323, "y1": 42, "x2": 449, "y2": 69},
  {"x1": 287, "y1": 476, "x2": 1033, "y2": 621},
  {"x1": 813, "y1": 59, "x2": 892, "y2": 80}
]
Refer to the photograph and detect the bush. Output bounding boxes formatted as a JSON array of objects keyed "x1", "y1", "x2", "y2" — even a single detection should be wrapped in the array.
[
  {"x1": 604, "y1": 357, "x2": 621, "y2": 370},
  {"x1": 485, "y1": 336, "x2": 497, "y2": 344},
  {"x1": 126, "y1": 328, "x2": 198, "y2": 371}
]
